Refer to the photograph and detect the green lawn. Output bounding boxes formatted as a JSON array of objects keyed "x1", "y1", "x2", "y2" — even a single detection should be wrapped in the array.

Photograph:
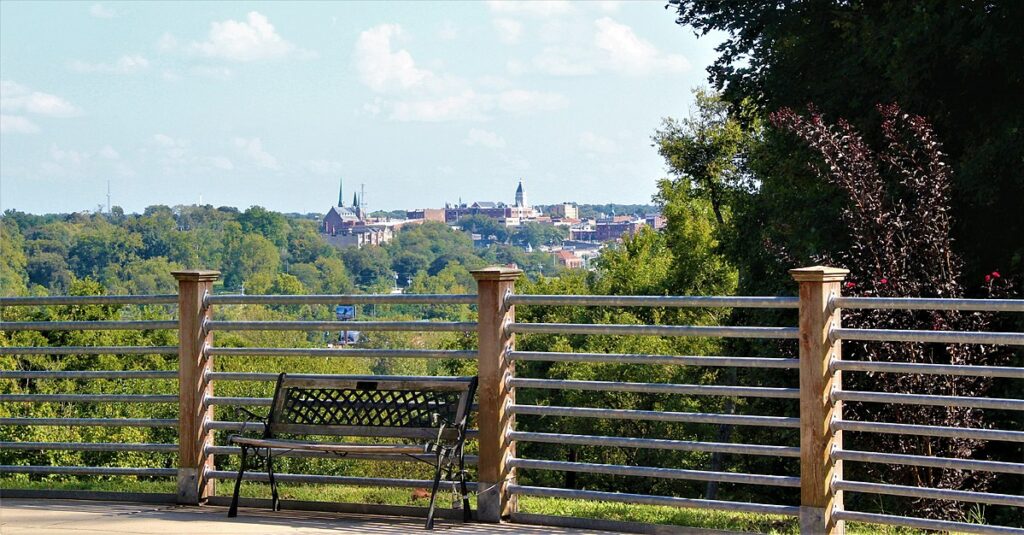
[{"x1": 0, "y1": 476, "x2": 930, "y2": 534}]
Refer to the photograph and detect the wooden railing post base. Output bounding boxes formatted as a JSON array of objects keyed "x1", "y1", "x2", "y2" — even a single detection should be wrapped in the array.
[
  {"x1": 791, "y1": 266, "x2": 847, "y2": 535},
  {"x1": 173, "y1": 269, "x2": 220, "y2": 505},
  {"x1": 472, "y1": 267, "x2": 522, "y2": 522}
]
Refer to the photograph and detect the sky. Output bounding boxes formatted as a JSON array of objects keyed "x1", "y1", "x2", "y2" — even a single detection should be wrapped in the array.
[{"x1": 0, "y1": 1, "x2": 721, "y2": 215}]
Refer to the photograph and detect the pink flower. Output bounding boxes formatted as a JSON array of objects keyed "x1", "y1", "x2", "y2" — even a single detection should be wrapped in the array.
[
  {"x1": 992, "y1": 271, "x2": 1001, "y2": 278},
  {"x1": 845, "y1": 282, "x2": 856, "y2": 288},
  {"x1": 985, "y1": 275, "x2": 991, "y2": 282},
  {"x1": 879, "y1": 278, "x2": 888, "y2": 284}
]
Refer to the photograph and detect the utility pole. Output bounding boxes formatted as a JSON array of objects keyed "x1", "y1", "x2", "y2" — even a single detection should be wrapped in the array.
[
  {"x1": 106, "y1": 180, "x2": 111, "y2": 214},
  {"x1": 360, "y1": 183, "x2": 367, "y2": 214}
]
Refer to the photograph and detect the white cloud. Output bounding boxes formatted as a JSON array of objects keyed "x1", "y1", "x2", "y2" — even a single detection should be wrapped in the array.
[
  {"x1": 487, "y1": 1, "x2": 573, "y2": 16},
  {"x1": 233, "y1": 137, "x2": 279, "y2": 169},
  {"x1": 190, "y1": 66, "x2": 233, "y2": 80},
  {"x1": 1, "y1": 81, "x2": 81, "y2": 117},
  {"x1": 190, "y1": 12, "x2": 297, "y2": 62},
  {"x1": 438, "y1": 20, "x2": 458, "y2": 41},
  {"x1": 464, "y1": 128, "x2": 506, "y2": 149},
  {"x1": 519, "y1": 17, "x2": 689, "y2": 77},
  {"x1": 354, "y1": 24, "x2": 437, "y2": 93},
  {"x1": 593, "y1": 17, "x2": 688, "y2": 75},
  {"x1": 496, "y1": 89, "x2": 566, "y2": 114},
  {"x1": 391, "y1": 91, "x2": 486, "y2": 122},
  {"x1": 0, "y1": 114, "x2": 39, "y2": 134},
  {"x1": 99, "y1": 145, "x2": 120, "y2": 159},
  {"x1": 206, "y1": 156, "x2": 234, "y2": 171},
  {"x1": 305, "y1": 159, "x2": 344, "y2": 175},
  {"x1": 493, "y1": 19, "x2": 522, "y2": 44},
  {"x1": 152, "y1": 134, "x2": 191, "y2": 165},
  {"x1": 389, "y1": 89, "x2": 565, "y2": 122},
  {"x1": 596, "y1": 1, "x2": 621, "y2": 12},
  {"x1": 70, "y1": 54, "x2": 150, "y2": 74},
  {"x1": 157, "y1": 32, "x2": 178, "y2": 51},
  {"x1": 579, "y1": 131, "x2": 617, "y2": 154},
  {"x1": 89, "y1": 3, "x2": 115, "y2": 18}
]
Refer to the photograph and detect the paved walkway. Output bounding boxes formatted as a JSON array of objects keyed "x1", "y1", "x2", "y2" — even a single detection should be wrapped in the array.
[{"x1": 0, "y1": 499, "x2": 616, "y2": 535}]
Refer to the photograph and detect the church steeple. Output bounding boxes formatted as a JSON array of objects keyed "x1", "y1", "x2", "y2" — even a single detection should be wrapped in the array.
[
  {"x1": 338, "y1": 178, "x2": 344, "y2": 207},
  {"x1": 353, "y1": 192, "x2": 359, "y2": 208},
  {"x1": 515, "y1": 179, "x2": 526, "y2": 208}
]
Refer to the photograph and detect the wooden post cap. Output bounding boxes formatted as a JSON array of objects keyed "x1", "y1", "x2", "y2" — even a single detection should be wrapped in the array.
[
  {"x1": 789, "y1": 266, "x2": 849, "y2": 282},
  {"x1": 171, "y1": 270, "x2": 221, "y2": 282},
  {"x1": 471, "y1": 267, "x2": 523, "y2": 282}
]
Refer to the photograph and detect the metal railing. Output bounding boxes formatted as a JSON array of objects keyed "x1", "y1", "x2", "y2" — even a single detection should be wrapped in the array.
[{"x1": 1, "y1": 266, "x2": 1021, "y2": 534}]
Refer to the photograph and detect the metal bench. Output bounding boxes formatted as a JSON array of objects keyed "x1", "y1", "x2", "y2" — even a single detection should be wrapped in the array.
[{"x1": 226, "y1": 373, "x2": 478, "y2": 529}]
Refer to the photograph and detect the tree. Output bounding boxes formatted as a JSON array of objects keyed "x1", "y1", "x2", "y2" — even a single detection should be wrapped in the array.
[
  {"x1": 653, "y1": 88, "x2": 758, "y2": 226},
  {"x1": 0, "y1": 219, "x2": 28, "y2": 295},
  {"x1": 772, "y1": 103, "x2": 1007, "y2": 520},
  {"x1": 668, "y1": 0, "x2": 1024, "y2": 281},
  {"x1": 456, "y1": 215, "x2": 509, "y2": 242}
]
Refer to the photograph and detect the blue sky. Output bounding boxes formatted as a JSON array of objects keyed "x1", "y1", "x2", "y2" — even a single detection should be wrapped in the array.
[{"x1": 0, "y1": 1, "x2": 720, "y2": 214}]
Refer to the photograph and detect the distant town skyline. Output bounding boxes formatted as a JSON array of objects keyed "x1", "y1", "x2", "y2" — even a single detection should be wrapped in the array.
[{"x1": 0, "y1": 1, "x2": 721, "y2": 214}]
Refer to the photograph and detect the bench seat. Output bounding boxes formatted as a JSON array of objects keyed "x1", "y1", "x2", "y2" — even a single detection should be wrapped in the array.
[{"x1": 230, "y1": 435, "x2": 426, "y2": 454}]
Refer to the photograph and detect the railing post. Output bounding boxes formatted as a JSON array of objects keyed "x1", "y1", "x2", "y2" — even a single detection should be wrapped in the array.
[
  {"x1": 472, "y1": 267, "x2": 522, "y2": 522},
  {"x1": 173, "y1": 269, "x2": 220, "y2": 505},
  {"x1": 791, "y1": 266, "x2": 848, "y2": 535}
]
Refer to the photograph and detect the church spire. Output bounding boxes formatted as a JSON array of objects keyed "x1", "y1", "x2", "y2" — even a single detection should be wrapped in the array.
[
  {"x1": 353, "y1": 192, "x2": 359, "y2": 208},
  {"x1": 338, "y1": 178, "x2": 344, "y2": 207}
]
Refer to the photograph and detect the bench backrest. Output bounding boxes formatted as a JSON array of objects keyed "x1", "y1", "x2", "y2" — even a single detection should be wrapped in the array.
[{"x1": 266, "y1": 374, "x2": 477, "y2": 441}]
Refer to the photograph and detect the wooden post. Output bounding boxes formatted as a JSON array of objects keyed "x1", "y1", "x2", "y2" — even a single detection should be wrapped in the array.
[
  {"x1": 791, "y1": 266, "x2": 848, "y2": 535},
  {"x1": 173, "y1": 270, "x2": 220, "y2": 505},
  {"x1": 472, "y1": 267, "x2": 522, "y2": 522}
]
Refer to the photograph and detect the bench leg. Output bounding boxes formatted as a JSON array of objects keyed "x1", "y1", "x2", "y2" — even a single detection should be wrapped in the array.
[
  {"x1": 425, "y1": 450, "x2": 445, "y2": 530},
  {"x1": 266, "y1": 449, "x2": 280, "y2": 512},
  {"x1": 228, "y1": 445, "x2": 248, "y2": 518},
  {"x1": 458, "y1": 447, "x2": 470, "y2": 522}
]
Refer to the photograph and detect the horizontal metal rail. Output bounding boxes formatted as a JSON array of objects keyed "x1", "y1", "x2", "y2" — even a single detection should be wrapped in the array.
[
  {"x1": 0, "y1": 417, "x2": 177, "y2": 428},
  {"x1": 206, "y1": 372, "x2": 279, "y2": 382},
  {"x1": 508, "y1": 431, "x2": 800, "y2": 457},
  {"x1": 832, "y1": 389, "x2": 1024, "y2": 411},
  {"x1": 511, "y1": 378, "x2": 799, "y2": 399},
  {"x1": 207, "y1": 470, "x2": 479, "y2": 491},
  {"x1": 207, "y1": 293, "x2": 477, "y2": 305},
  {"x1": 0, "y1": 346, "x2": 178, "y2": 356},
  {"x1": 508, "y1": 323, "x2": 799, "y2": 339},
  {"x1": 508, "y1": 295, "x2": 799, "y2": 309},
  {"x1": 205, "y1": 396, "x2": 271, "y2": 407},
  {"x1": 510, "y1": 405, "x2": 800, "y2": 428},
  {"x1": 508, "y1": 485, "x2": 800, "y2": 516},
  {"x1": 833, "y1": 449, "x2": 1024, "y2": 475},
  {"x1": 834, "y1": 420, "x2": 1024, "y2": 442},
  {"x1": 0, "y1": 294, "x2": 178, "y2": 306},
  {"x1": 206, "y1": 445, "x2": 479, "y2": 465},
  {"x1": 206, "y1": 320, "x2": 476, "y2": 332},
  {"x1": 206, "y1": 420, "x2": 266, "y2": 432},
  {"x1": 510, "y1": 458, "x2": 800, "y2": 488},
  {"x1": 834, "y1": 296, "x2": 1024, "y2": 312},
  {"x1": 0, "y1": 394, "x2": 177, "y2": 403},
  {"x1": 834, "y1": 479, "x2": 1024, "y2": 508},
  {"x1": 207, "y1": 347, "x2": 477, "y2": 359},
  {"x1": 0, "y1": 442, "x2": 177, "y2": 453},
  {"x1": 832, "y1": 510, "x2": 1024, "y2": 535},
  {"x1": 832, "y1": 359, "x2": 1024, "y2": 379},
  {"x1": 0, "y1": 321, "x2": 177, "y2": 331},
  {"x1": 0, "y1": 370, "x2": 177, "y2": 380},
  {"x1": 832, "y1": 327, "x2": 1024, "y2": 346},
  {"x1": 0, "y1": 465, "x2": 177, "y2": 477},
  {"x1": 509, "y1": 351, "x2": 799, "y2": 369}
]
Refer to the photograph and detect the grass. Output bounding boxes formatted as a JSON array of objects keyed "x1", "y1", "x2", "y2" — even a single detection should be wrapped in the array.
[{"x1": 0, "y1": 476, "x2": 926, "y2": 534}]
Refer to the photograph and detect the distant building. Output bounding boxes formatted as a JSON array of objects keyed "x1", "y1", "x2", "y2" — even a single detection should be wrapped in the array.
[
  {"x1": 555, "y1": 249, "x2": 584, "y2": 269},
  {"x1": 406, "y1": 208, "x2": 446, "y2": 222},
  {"x1": 550, "y1": 203, "x2": 578, "y2": 220},
  {"x1": 321, "y1": 179, "x2": 406, "y2": 248},
  {"x1": 442, "y1": 179, "x2": 537, "y2": 224}
]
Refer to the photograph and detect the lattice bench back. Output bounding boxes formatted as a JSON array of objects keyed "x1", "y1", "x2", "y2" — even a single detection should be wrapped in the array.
[{"x1": 267, "y1": 374, "x2": 477, "y2": 441}]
